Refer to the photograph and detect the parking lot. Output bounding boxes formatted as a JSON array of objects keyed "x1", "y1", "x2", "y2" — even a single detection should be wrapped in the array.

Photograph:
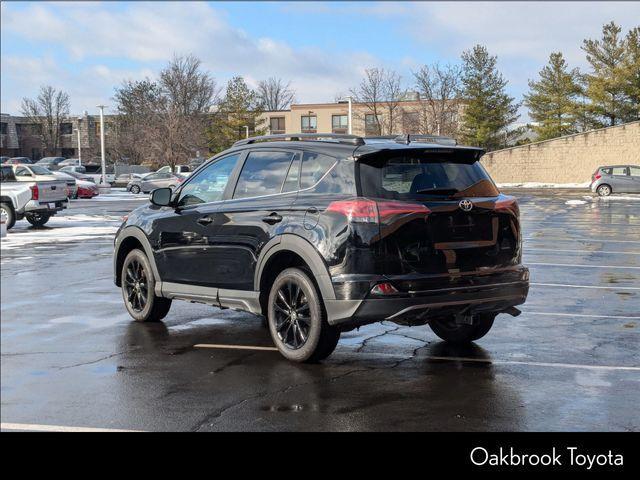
[{"x1": 1, "y1": 188, "x2": 639, "y2": 432}]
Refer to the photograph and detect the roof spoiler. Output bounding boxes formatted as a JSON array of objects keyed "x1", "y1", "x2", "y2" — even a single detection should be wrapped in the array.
[
  {"x1": 355, "y1": 146, "x2": 486, "y2": 164},
  {"x1": 394, "y1": 134, "x2": 458, "y2": 146}
]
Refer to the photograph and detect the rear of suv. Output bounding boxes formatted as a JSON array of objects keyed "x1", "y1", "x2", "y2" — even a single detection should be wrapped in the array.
[{"x1": 114, "y1": 134, "x2": 529, "y2": 362}]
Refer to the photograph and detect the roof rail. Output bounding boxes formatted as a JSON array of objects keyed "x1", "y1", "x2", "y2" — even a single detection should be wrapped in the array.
[
  {"x1": 233, "y1": 133, "x2": 365, "y2": 147},
  {"x1": 394, "y1": 134, "x2": 457, "y2": 146}
]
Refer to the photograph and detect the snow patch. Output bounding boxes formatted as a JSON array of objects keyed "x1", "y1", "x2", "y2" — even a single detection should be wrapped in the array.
[
  {"x1": 565, "y1": 200, "x2": 587, "y2": 205},
  {"x1": 498, "y1": 182, "x2": 590, "y2": 189}
]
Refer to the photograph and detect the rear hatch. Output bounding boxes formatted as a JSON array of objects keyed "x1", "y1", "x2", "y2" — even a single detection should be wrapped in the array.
[{"x1": 356, "y1": 150, "x2": 521, "y2": 278}]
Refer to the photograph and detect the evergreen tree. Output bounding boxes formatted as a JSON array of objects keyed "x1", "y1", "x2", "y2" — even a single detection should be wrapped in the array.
[
  {"x1": 459, "y1": 45, "x2": 520, "y2": 150},
  {"x1": 621, "y1": 27, "x2": 640, "y2": 121},
  {"x1": 581, "y1": 21, "x2": 633, "y2": 126},
  {"x1": 524, "y1": 52, "x2": 583, "y2": 140},
  {"x1": 207, "y1": 76, "x2": 266, "y2": 153}
]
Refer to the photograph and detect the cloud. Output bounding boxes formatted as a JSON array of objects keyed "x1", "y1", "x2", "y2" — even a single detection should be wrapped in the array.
[{"x1": 1, "y1": 1, "x2": 375, "y2": 113}]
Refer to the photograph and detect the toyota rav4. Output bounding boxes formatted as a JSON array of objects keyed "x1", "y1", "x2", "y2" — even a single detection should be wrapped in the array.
[{"x1": 114, "y1": 134, "x2": 529, "y2": 362}]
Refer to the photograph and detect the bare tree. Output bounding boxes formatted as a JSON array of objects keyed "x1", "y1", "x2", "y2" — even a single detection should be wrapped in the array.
[
  {"x1": 113, "y1": 55, "x2": 218, "y2": 168},
  {"x1": 414, "y1": 63, "x2": 462, "y2": 136},
  {"x1": 351, "y1": 68, "x2": 404, "y2": 135},
  {"x1": 20, "y1": 85, "x2": 70, "y2": 156},
  {"x1": 257, "y1": 77, "x2": 296, "y2": 111}
]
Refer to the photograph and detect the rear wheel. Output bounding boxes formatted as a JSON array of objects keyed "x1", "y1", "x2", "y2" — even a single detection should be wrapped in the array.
[
  {"x1": 1, "y1": 203, "x2": 16, "y2": 230},
  {"x1": 121, "y1": 249, "x2": 172, "y2": 322},
  {"x1": 428, "y1": 312, "x2": 496, "y2": 344},
  {"x1": 25, "y1": 212, "x2": 50, "y2": 227},
  {"x1": 597, "y1": 184, "x2": 611, "y2": 196},
  {"x1": 267, "y1": 267, "x2": 340, "y2": 363}
]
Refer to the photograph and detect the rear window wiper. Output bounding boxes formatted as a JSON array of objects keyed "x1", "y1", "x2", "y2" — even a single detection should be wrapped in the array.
[{"x1": 415, "y1": 188, "x2": 459, "y2": 197}]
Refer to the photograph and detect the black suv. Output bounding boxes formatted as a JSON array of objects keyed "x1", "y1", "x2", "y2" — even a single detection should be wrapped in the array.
[{"x1": 114, "y1": 134, "x2": 529, "y2": 362}]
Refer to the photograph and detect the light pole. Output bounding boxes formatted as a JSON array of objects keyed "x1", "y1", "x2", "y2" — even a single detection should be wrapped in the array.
[
  {"x1": 242, "y1": 125, "x2": 249, "y2": 138},
  {"x1": 96, "y1": 105, "x2": 110, "y2": 192},
  {"x1": 339, "y1": 96, "x2": 353, "y2": 135},
  {"x1": 75, "y1": 116, "x2": 82, "y2": 166}
]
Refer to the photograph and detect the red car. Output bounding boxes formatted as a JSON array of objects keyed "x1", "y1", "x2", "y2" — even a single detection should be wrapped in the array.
[{"x1": 76, "y1": 180, "x2": 99, "y2": 199}]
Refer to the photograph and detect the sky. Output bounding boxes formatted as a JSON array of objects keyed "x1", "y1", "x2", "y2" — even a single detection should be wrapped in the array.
[{"x1": 1, "y1": 1, "x2": 639, "y2": 121}]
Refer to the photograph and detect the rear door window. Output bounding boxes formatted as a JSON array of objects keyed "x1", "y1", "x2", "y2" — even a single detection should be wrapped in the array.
[
  {"x1": 300, "y1": 152, "x2": 336, "y2": 189},
  {"x1": 233, "y1": 151, "x2": 294, "y2": 199},
  {"x1": 359, "y1": 155, "x2": 499, "y2": 199}
]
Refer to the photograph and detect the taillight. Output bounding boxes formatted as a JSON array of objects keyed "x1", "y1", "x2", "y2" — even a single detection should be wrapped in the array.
[
  {"x1": 177, "y1": 177, "x2": 185, "y2": 183},
  {"x1": 30, "y1": 184, "x2": 39, "y2": 200},
  {"x1": 495, "y1": 196, "x2": 519, "y2": 217},
  {"x1": 594, "y1": 173, "x2": 602, "y2": 180},
  {"x1": 326, "y1": 198, "x2": 430, "y2": 224}
]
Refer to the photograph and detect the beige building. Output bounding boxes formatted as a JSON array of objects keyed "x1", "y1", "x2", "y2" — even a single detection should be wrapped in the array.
[{"x1": 259, "y1": 98, "x2": 462, "y2": 138}]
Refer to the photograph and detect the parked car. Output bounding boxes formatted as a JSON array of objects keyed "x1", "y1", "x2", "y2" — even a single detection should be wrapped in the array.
[
  {"x1": 50, "y1": 171, "x2": 79, "y2": 199},
  {"x1": 82, "y1": 163, "x2": 116, "y2": 184},
  {"x1": 114, "y1": 133, "x2": 529, "y2": 363},
  {"x1": 6, "y1": 157, "x2": 33, "y2": 164},
  {"x1": 58, "y1": 158, "x2": 81, "y2": 167},
  {"x1": 61, "y1": 169, "x2": 95, "y2": 183},
  {"x1": 76, "y1": 179, "x2": 99, "y2": 199},
  {"x1": 60, "y1": 165, "x2": 88, "y2": 175},
  {"x1": 590, "y1": 165, "x2": 640, "y2": 196},
  {"x1": 0, "y1": 156, "x2": 10, "y2": 164},
  {"x1": 126, "y1": 172, "x2": 184, "y2": 194},
  {"x1": 36, "y1": 157, "x2": 66, "y2": 169},
  {"x1": 0, "y1": 165, "x2": 68, "y2": 227},
  {"x1": 114, "y1": 173, "x2": 146, "y2": 188}
]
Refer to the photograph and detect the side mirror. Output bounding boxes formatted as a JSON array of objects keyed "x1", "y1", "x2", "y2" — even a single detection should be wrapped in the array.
[{"x1": 150, "y1": 187, "x2": 173, "y2": 207}]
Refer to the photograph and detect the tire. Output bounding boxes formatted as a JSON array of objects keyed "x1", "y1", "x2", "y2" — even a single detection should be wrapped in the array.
[
  {"x1": 121, "y1": 249, "x2": 172, "y2": 322},
  {"x1": 267, "y1": 267, "x2": 340, "y2": 363},
  {"x1": 428, "y1": 312, "x2": 496, "y2": 344},
  {"x1": 130, "y1": 185, "x2": 141, "y2": 194},
  {"x1": 597, "y1": 184, "x2": 612, "y2": 196},
  {"x1": 1, "y1": 202, "x2": 16, "y2": 230},
  {"x1": 25, "y1": 212, "x2": 51, "y2": 227}
]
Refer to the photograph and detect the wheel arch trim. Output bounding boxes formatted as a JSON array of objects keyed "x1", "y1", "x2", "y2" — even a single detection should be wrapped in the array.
[{"x1": 114, "y1": 226, "x2": 162, "y2": 294}]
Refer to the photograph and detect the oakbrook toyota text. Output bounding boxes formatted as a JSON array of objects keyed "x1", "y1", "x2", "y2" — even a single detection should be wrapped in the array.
[{"x1": 470, "y1": 447, "x2": 624, "y2": 469}]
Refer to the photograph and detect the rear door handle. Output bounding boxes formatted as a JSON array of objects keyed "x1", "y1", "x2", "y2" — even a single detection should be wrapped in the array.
[
  {"x1": 262, "y1": 212, "x2": 283, "y2": 224},
  {"x1": 197, "y1": 215, "x2": 214, "y2": 226}
]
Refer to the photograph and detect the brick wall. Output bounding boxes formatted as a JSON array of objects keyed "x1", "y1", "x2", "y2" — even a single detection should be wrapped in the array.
[{"x1": 481, "y1": 121, "x2": 640, "y2": 184}]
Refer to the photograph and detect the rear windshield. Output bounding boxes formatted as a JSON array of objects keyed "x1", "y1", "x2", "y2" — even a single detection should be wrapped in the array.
[{"x1": 359, "y1": 156, "x2": 499, "y2": 199}]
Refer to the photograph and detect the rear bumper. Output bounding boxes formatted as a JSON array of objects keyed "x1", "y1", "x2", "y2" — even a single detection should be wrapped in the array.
[
  {"x1": 324, "y1": 266, "x2": 529, "y2": 328},
  {"x1": 22, "y1": 199, "x2": 68, "y2": 214}
]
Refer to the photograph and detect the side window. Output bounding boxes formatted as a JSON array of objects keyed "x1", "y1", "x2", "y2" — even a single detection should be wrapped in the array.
[
  {"x1": 15, "y1": 167, "x2": 30, "y2": 176},
  {"x1": 282, "y1": 154, "x2": 301, "y2": 192},
  {"x1": 611, "y1": 167, "x2": 627, "y2": 176},
  {"x1": 233, "y1": 151, "x2": 294, "y2": 199},
  {"x1": 601, "y1": 167, "x2": 612, "y2": 175},
  {"x1": 300, "y1": 152, "x2": 336, "y2": 189},
  {"x1": 178, "y1": 154, "x2": 239, "y2": 207},
  {"x1": 629, "y1": 166, "x2": 640, "y2": 177}
]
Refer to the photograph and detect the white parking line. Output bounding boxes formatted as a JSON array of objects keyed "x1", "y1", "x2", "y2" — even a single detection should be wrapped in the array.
[
  {"x1": 525, "y1": 237, "x2": 640, "y2": 244},
  {"x1": 0, "y1": 423, "x2": 143, "y2": 432},
  {"x1": 193, "y1": 344, "x2": 640, "y2": 372},
  {"x1": 523, "y1": 311, "x2": 640, "y2": 320},
  {"x1": 528, "y1": 262, "x2": 640, "y2": 269},
  {"x1": 531, "y1": 282, "x2": 640, "y2": 290},
  {"x1": 194, "y1": 344, "x2": 279, "y2": 352},
  {"x1": 525, "y1": 248, "x2": 640, "y2": 255}
]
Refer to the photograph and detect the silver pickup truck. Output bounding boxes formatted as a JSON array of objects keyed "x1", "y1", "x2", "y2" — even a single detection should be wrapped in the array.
[{"x1": 0, "y1": 165, "x2": 68, "y2": 229}]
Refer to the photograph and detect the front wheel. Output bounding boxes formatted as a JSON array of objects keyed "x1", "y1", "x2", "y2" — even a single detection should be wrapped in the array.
[
  {"x1": 267, "y1": 268, "x2": 340, "y2": 363},
  {"x1": 25, "y1": 212, "x2": 51, "y2": 227},
  {"x1": 597, "y1": 184, "x2": 611, "y2": 196},
  {"x1": 428, "y1": 312, "x2": 496, "y2": 344},
  {"x1": 121, "y1": 249, "x2": 172, "y2": 322},
  {"x1": 130, "y1": 185, "x2": 141, "y2": 194}
]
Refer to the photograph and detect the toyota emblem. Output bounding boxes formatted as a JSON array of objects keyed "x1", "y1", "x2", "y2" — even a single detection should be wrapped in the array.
[{"x1": 459, "y1": 199, "x2": 473, "y2": 211}]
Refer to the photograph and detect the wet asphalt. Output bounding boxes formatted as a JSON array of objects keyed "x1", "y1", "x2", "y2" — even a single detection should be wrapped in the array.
[{"x1": 1, "y1": 189, "x2": 639, "y2": 432}]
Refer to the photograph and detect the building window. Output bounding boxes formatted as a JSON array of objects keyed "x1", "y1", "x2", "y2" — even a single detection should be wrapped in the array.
[
  {"x1": 60, "y1": 122, "x2": 73, "y2": 135},
  {"x1": 332, "y1": 114, "x2": 348, "y2": 133},
  {"x1": 365, "y1": 114, "x2": 382, "y2": 135},
  {"x1": 0, "y1": 122, "x2": 7, "y2": 135},
  {"x1": 301, "y1": 115, "x2": 317, "y2": 133},
  {"x1": 270, "y1": 117, "x2": 286, "y2": 134},
  {"x1": 402, "y1": 112, "x2": 420, "y2": 134}
]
